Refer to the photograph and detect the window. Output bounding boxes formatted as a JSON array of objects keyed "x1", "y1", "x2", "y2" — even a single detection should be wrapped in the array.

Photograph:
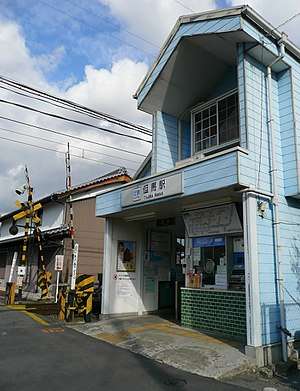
[
  {"x1": 192, "y1": 236, "x2": 226, "y2": 286},
  {"x1": 193, "y1": 91, "x2": 239, "y2": 153}
]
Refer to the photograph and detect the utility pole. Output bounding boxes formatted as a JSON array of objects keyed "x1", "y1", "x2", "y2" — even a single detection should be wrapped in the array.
[{"x1": 65, "y1": 143, "x2": 78, "y2": 320}]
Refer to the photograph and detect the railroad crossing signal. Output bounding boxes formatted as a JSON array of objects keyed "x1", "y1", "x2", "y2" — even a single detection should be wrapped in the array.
[{"x1": 9, "y1": 166, "x2": 51, "y2": 300}]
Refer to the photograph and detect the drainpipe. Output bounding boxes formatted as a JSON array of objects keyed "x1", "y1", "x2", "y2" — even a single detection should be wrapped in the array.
[{"x1": 266, "y1": 34, "x2": 287, "y2": 362}]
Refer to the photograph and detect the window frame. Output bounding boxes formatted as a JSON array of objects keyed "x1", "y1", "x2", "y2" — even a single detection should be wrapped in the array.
[{"x1": 191, "y1": 89, "x2": 239, "y2": 156}]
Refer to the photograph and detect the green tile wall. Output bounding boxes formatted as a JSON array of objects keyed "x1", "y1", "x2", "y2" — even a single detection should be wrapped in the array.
[{"x1": 181, "y1": 289, "x2": 246, "y2": 339}]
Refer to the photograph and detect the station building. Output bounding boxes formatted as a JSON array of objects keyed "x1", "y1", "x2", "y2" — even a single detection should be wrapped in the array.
[{"x1": 95, "y1": 6, "x2": 300, "y2": 366}]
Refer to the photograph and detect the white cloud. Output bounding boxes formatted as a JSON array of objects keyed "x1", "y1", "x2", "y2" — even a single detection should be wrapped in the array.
[
  {"x1": 0, "y1": 20, "x2": 49, "y2": 89},
  {"x1": 99, "y1": 0, "x2": 216, "y2": 47},
  {"x1": 65, "y1": 59, "x2": 149, "y2": 125},
  {"x1": 0, "y1": 19, "x2": 151, "y2": 213}
]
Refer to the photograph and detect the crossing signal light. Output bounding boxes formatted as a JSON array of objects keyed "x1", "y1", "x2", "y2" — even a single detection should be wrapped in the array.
[{"x1": 9, "y1": 223, "x2": 18, "y2": 236}]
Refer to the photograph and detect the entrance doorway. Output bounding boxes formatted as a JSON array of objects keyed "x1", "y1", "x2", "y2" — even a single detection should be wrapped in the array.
[
  {"x1": 157, "y1": 236, "x2": 185, "y2": 321},
  {"x1": 143, "y1": 217, "x2": 185, "y2": 320}
]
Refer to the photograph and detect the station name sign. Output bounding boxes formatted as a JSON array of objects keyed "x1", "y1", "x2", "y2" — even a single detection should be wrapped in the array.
[{"x1": 121, "y1": 172, "x2": 183, "y2": 207}]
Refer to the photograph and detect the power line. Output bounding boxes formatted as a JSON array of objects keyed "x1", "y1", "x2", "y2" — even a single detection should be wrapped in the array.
[
  {"x1": 0, "y1": 115, "x2": 147, "y2": 158},
  {"x1": 0, "y1": 98, "x2": 152, "y2": 143},
  {"x1": 0, "y1": 134, "x2": 136, "y2": 171},
  {"x1": 65, "y1": 0, "x2": 160, "y2": 49},
  {"x1": 0, "y1": 126, "x2": 141, "y2": 165},
  {"x1": 276, "y1": 11, "x2": 300, "y2": 30},
  {"x1": 37, "y1": 0, "x2": 156, "y2": 57},
  {"x1": 0, "y1": 75, "x2": 152, "y2": 135},
  {"x1": 0, "y1": 83, "x2": 151, "y2": 137},
  {"x1": 173, "y1": 0, "x2": 195, "y2": 13}
]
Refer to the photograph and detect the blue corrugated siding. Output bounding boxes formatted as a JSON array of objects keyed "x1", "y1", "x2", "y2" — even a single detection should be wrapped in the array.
[
  {"x1": 258, "y1": 197, "x2": 300, "y2": 344},
  {"x1": 184, "y1": 152, "x2": 238, "y2": 195},
  {"x1": 242, "y1": 17, "x2": 300, "y2": 196},
  {"x1": 95, "y1": 190, "x2": 122, "y2": 216},
  {"x1": 96, "y1": 150, "x2": 240, "y2": 217},
  {"x1": 278, "y1": 70, "x2": 298, "y2": 195},
  {"x1": 136, "y1": 159, "x2": 151, "y2": 179},
  {"x1": 265, "y1": 66, "x2": 300, "y2": 343},
  {"x1": 239, "y1": 45, "x2": 300, "y2": 344},
  {"x1": 138, "y1": 16, "x2": 241, "y2": 106},
  {"x1": 238, "y1": 54, "x2": 272, "y2": 192},
  {"x1": 180, "y1": 120, "x2": 191, "y2": 160},
  {"x1": 151, "y1": 111, "x2": 178, "y2": 174},
  {"x1": 237, "y1": 44, "x2": 247, "y2": 148}
]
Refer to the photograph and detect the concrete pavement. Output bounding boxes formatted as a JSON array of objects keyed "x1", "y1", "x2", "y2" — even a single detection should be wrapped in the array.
[
  {"x1": 69, "y1": 314, "x2": 254, "y2": 379},
  {"x1": 0, "y1": 305, "x2": 248, "y2": 391}
]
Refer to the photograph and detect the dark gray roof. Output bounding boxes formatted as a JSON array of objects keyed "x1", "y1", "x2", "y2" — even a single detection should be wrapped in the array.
[{"x1": 0, "y1": 167, "x2": 130, "y2": 222}]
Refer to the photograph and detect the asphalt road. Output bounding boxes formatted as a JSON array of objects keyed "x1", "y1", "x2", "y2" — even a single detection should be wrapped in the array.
[{"x1": 0, "y1": 306, "x2": 248, "y2": 391}]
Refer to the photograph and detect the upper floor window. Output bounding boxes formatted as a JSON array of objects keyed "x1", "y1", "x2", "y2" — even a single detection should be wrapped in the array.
[{"x1": 192, "y1": 91, "x2": 239, "y2": 154}]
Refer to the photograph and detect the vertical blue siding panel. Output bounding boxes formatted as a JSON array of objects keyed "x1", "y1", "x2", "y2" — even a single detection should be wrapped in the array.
[
  {"x1": 151, "y1": 111, "x2": 178, "y2": 174},
  {"x1": 278, "y1": 70, "x2": 298, "y2": 195},
  {"x1": 238, "y1": 44, "x2": 300, "y2": 344},
  {"x1": 237, "y1": 44, "x2": 247, "y2": 148},
  {"x1": 239, "y1": 53, "x2": 272, "y2": 192}
]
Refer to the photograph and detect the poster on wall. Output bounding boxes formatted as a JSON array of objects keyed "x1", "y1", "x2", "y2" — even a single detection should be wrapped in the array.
[
  {"x1": 117, "y1": 240, "x2": 136, "y2": 272},
  {"x1": 117, "y1": 280, "x2": 132, "y2": 297},
  {"x1": 183, "y1": 203, "x2": 242, "y2": 237}
]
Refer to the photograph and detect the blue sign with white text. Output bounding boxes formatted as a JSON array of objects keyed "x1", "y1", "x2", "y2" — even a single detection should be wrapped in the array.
[{"x1": 192, "y1": 236, "x2": 225, "y2": 248}]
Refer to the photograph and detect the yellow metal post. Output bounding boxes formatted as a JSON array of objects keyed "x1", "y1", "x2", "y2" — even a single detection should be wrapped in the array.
[
  {"x1": 5, "y1": 282, "x2": 16, "y2": 305},
  {"x1": 58, "y1": 288, "x2": 66, "y2": 321}
]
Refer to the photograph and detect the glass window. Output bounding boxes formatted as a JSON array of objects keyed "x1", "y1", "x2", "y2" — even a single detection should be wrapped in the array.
[
  {"x1": 193, "y1": 92, "x2": 239, "y2": 153},
  {"x1": 192, "y1": 236, "x2": 226, "y2": 286}
]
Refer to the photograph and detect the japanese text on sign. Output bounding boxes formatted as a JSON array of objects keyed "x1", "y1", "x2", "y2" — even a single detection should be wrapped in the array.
[{"x1": 121, "y1": 173, "x2": 183, "y2": 207}]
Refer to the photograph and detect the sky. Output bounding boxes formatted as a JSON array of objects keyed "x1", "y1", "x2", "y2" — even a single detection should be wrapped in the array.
[{"x1": 0, "y1": 0, "x2": 300, "y2": 213}]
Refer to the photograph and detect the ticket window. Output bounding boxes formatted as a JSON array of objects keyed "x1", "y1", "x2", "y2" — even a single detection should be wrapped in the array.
[{"x1": 192, "y1": 236, "x2": 226, "y2": 286}]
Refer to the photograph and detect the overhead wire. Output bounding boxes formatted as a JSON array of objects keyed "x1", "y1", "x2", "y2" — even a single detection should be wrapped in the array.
[
  {"x1": 65, "y1": 0, "x2": 160, "y2": 49},
  {"x1": 0, "y1": 115, "x2": 147, "y2": 158},
  {"x1": 265, "y1": 11, "x2": 300, "y2": 39},
  {"x1": 276, "y1": 11, "x2": 300, "y2": 31},
  {"x1": 173, "y1": 0, "x2": 195, "y2": 13},
  {"x1": 37, "y1": 0, "x2": 156, "y2": 57},
  {"x1": 0, "y1": 75, "x2": 152, "y2": 135},
  {"x1": 0, "y1": 125, "x2": 141, "y2": 165},
  {"x1": 0, "y1": 134, "x2": 137, "y2": 171},
  {"x1": 0, "y1": 84, "x2": 151, "y2": 136},
  {"x1": 0, "y1": 98, "x2": 152, "y2": 143}
]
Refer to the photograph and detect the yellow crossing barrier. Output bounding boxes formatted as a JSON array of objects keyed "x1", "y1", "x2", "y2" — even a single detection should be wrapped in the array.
[
  {"x1": 75, "y1": 274, "x2": 95, "y2": 322},
  {"x1": 59, "y1": 275, "x2": 95, "y2": 322},
  {"x1": 58, "y1": 288, "x2": 67, "y2": 321},
  {"x1": 5, "y1": 282, "x2": 16, "y2": 305},
  {"x1": 37, "y1": 271, "x2": 52, "y2": 299}
]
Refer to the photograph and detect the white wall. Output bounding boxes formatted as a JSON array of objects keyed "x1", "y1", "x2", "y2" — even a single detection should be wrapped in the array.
[
  {"x1": 102, "y1": 218, "x2": 178, "y2": 315},
  {"x1": 41, "y1": 202, "x2": 64, "y2": 231},
  {"x1": 0, "y1": 201, "x2": 64, "y2": 242},
  {"x1": 102, "y1": 218, "x2": 145, "y2": 315}
]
